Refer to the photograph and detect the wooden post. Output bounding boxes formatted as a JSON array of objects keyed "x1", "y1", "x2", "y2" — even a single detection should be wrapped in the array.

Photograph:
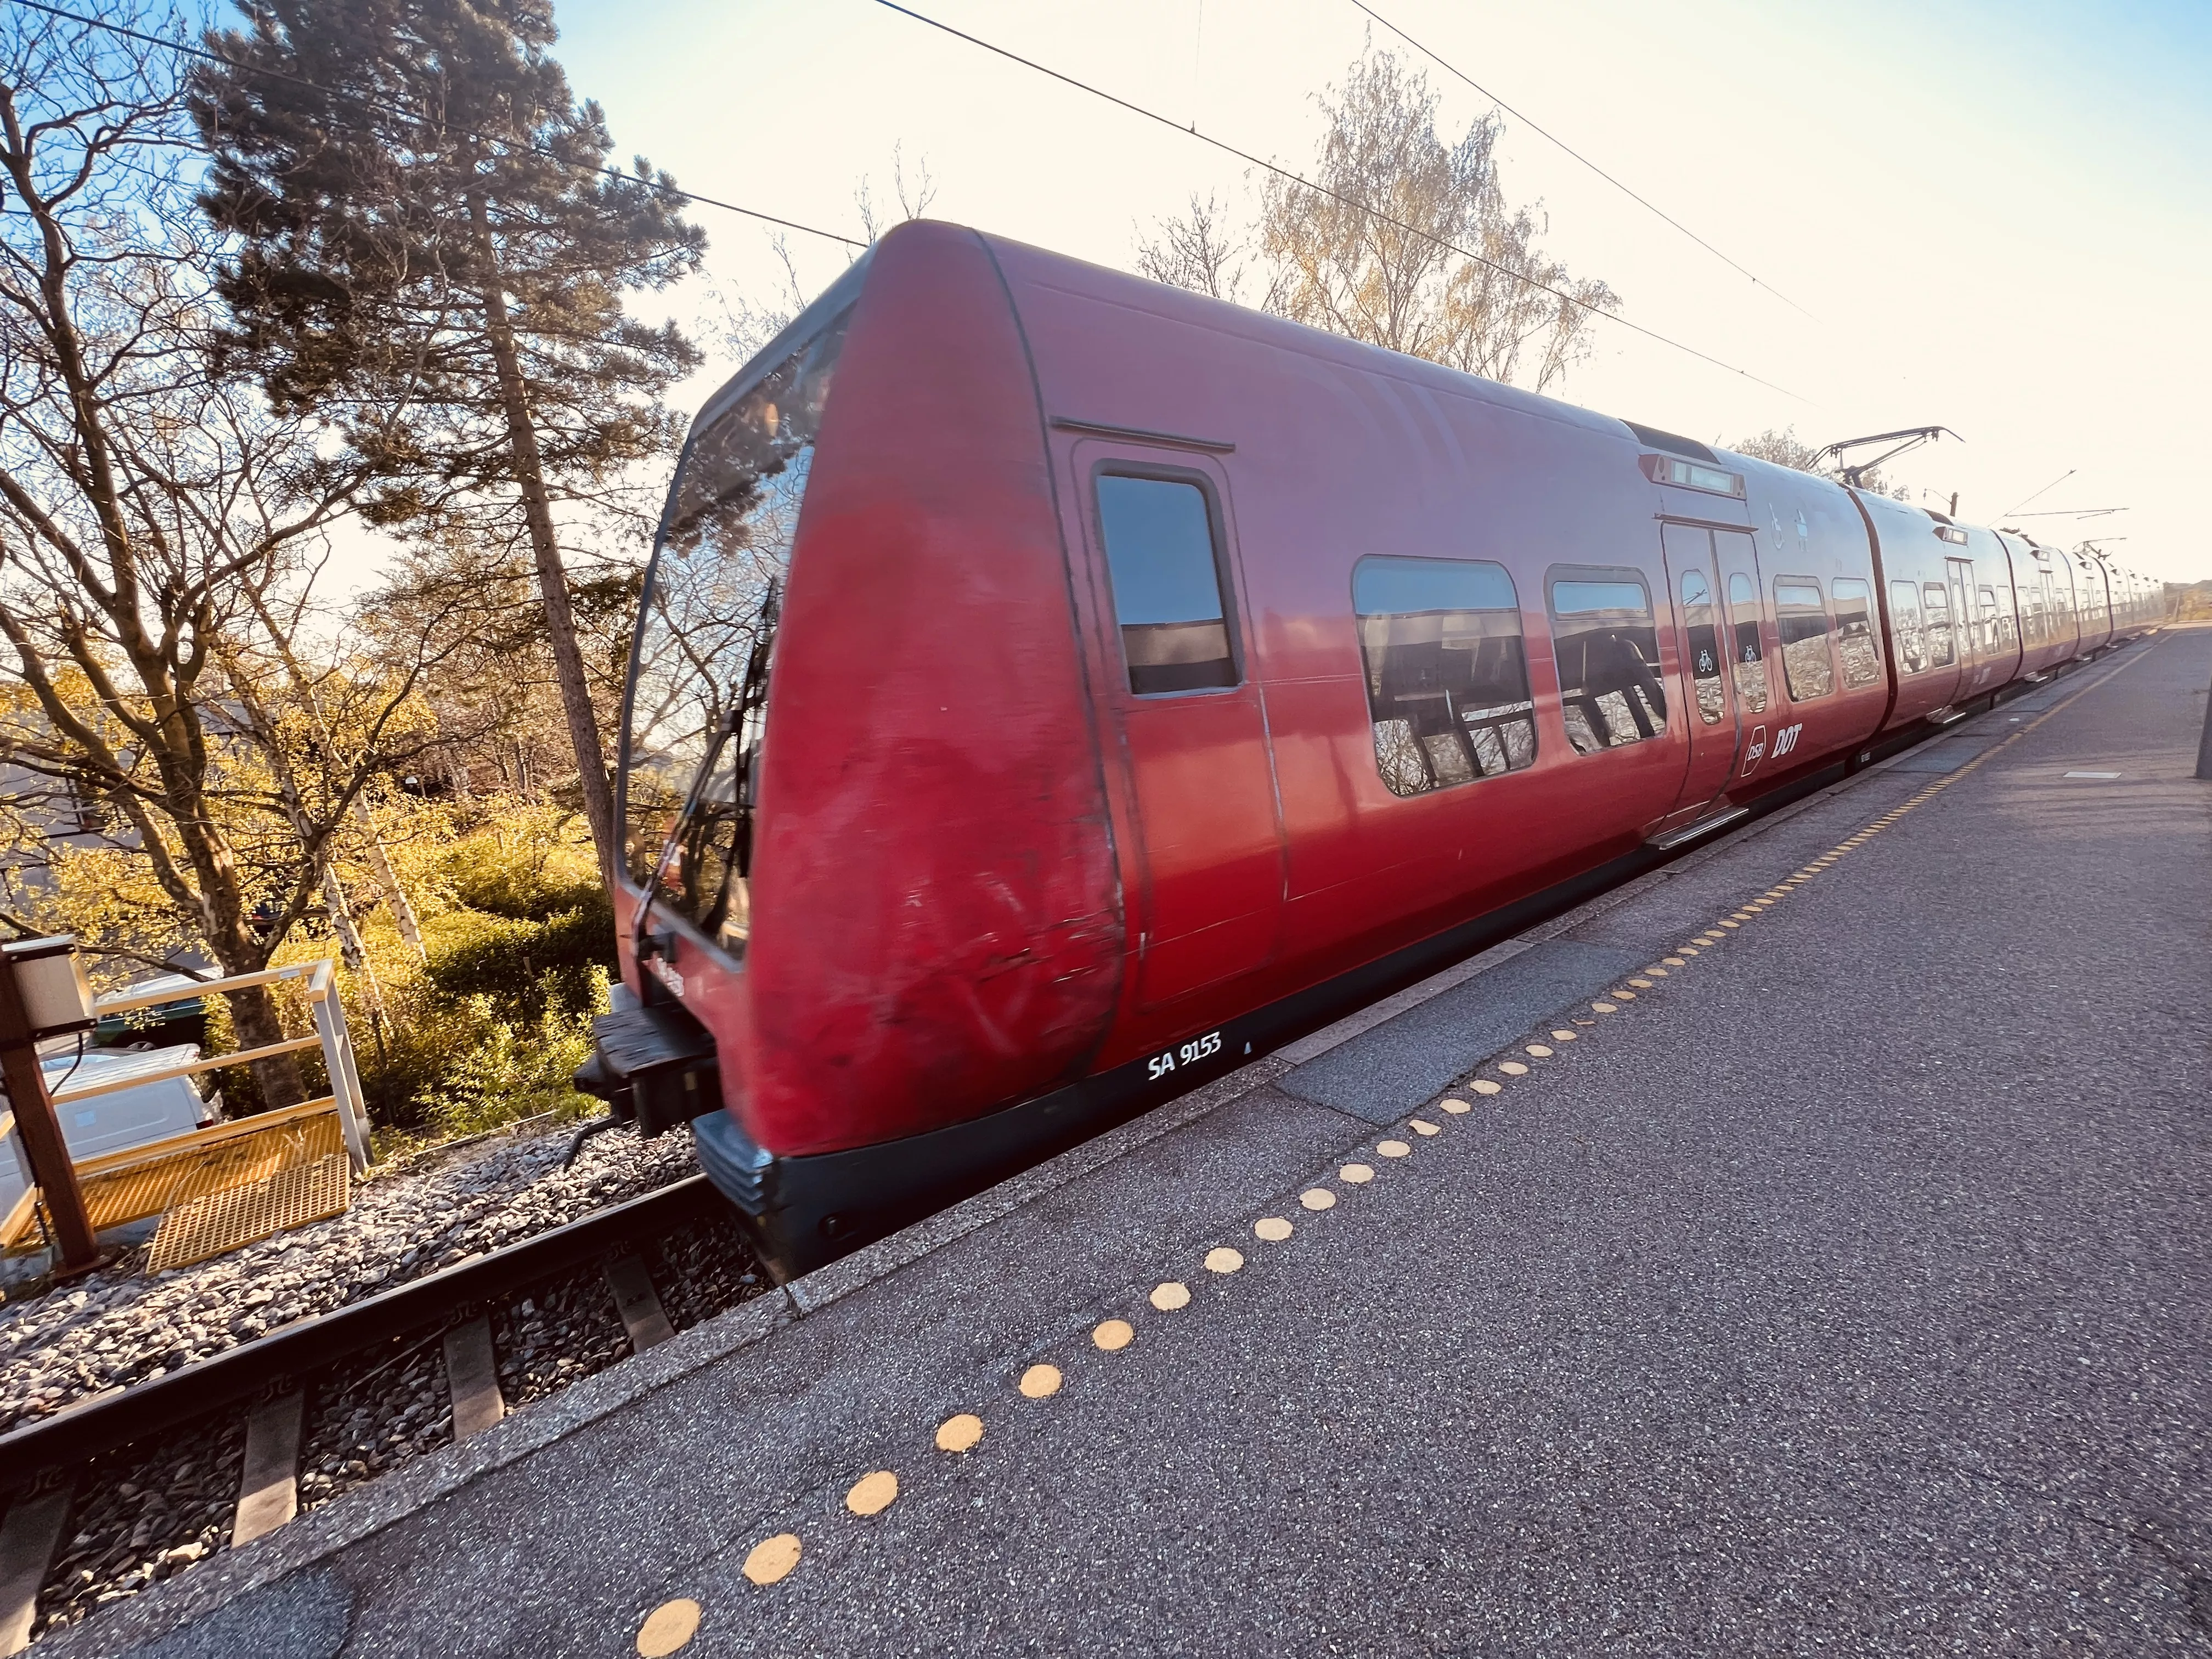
[{"x1": 0, "y1": 961, "x2": 97, "y2": 1273}]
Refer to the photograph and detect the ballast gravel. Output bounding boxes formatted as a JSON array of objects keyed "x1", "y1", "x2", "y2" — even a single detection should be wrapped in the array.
[{"x1": 0, "y1": 1114, "x2": 697, "y2": 1437}]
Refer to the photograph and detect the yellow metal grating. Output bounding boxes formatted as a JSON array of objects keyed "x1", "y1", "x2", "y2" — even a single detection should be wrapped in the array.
[
  {"x1": 146, "y1": 1150, "x2": 351, "y2": 1273},
  {"x1": 2, "y1": 1107, "x2": 348, "y2": 1252}
]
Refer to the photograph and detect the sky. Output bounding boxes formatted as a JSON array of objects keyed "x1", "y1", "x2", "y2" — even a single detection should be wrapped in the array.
[{"x1": 354, "y1": 0, "x2": 2212, "y2": 590}]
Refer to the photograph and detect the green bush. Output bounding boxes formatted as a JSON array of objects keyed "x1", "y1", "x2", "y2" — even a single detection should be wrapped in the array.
[
  {"x1": 271, "y1": 803, "x2": 623, "y2": 1149},
  {"x1": 422, "y1": 895, "x2": 616, "y2": 1023},
  {"x1": 414, "y1": 968, "x2": 611, "y2": 1141},
  {"x1": 432, "y1": 809, "x2": 605, "y2": 919}
]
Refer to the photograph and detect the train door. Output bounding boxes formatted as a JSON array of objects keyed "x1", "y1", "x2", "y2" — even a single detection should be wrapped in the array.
[
  {"x1": 1946, "y1": 558, "x2": 1988, "y2": 697},
  {"x1": 1709, "y1": 529, "x2": 1776, "y2": 781},
  {"x1": 1660, "y1": 523, "x2": 1740, "y2": 816},
  {"x1": 1070, "y1": 441, "x2": 1286, "y2": 1011}
]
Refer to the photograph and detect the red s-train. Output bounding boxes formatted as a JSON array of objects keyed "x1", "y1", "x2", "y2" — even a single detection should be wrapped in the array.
[{"x1": 580, "y1": 221, "x2": 2159, "y2": 1279}]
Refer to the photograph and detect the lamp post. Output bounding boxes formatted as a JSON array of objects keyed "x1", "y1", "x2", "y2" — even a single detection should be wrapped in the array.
[{"x1": 0, "y1": 935, "x2": 100, "y2": 1273}]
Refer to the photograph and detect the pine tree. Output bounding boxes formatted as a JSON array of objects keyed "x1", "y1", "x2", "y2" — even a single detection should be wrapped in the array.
[{"x1": 190, "y1": 0, "x2": 704, "y2": 881}]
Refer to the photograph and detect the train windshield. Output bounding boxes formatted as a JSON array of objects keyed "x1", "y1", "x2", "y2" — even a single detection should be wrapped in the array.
[{"x1": 620, "y1": 298, "x2": 856, "y2": 950}]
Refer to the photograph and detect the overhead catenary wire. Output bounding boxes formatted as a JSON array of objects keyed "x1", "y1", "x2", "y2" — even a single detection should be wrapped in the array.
[
  {"x1": 1345, "y1": 0, "x2": 1821, "y2": 324},
  {"x1": 2004, "y1": 468, "x2": 2076, "y2": 517},
  {"x1": 9, "y1": 0, "x2": 870, "y2": 250},
  {"x1": 870, "y1": 0, "x2": 1810, "y2": 404}
]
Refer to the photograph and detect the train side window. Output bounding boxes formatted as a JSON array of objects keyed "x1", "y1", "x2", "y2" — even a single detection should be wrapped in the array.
[
  {"x1": 1889, "y1": 580, "x2": 1927, "y2": 673},
  {"x1": 1725, "y1": 572, "x2": 1769, "y2": 714},
  {"x1": 1094, "y1": 474, "x2": 1237, "y2": 695},
  {"x1": 1352, "y1": 557, "x2": 1536, "y2": 796},
  {"x1": 1978, "y1": 585, "x2": 2005, "y2": 652},
  {"x1": 1550, "y1": 571, "x2": 1667, "y2": 755},
  {"x1": 1773, "y1": 578, "x2": 1836, "y2": 701},
  {"x1": 1679, "y1": 568, "x2": 1724, "y2": 725},
  {"x1": 1922, "y1": 581, "x2": 1955, "y2": 667},
  {"x1": 1830, "y1": 578, "x2": 1881, "y2": 688}
]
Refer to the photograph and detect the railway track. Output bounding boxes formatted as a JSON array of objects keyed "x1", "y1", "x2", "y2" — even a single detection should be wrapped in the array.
[{"x1": 0, "y1": 1172, "x2": 766, "y2": 1652}]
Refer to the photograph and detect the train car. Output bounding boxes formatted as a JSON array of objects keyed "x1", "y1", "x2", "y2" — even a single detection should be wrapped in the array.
[{"x1": 588, "y1": 221, "x2": 2147, "y2": 1278}]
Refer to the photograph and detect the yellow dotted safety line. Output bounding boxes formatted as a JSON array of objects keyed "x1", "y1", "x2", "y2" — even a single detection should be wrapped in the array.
[
  {"x1": 644, "y1": 1101, "x2": 1496, "y2": 1642},
  {"x1": 632, "y1": 644, "x2": 2168, "y2": 1651}
]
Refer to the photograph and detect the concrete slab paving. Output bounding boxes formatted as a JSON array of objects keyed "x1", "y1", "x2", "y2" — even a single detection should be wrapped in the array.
[
  {"x1": 1280, "y1": 939, "x2": 1642, "y2": 1124},
  {"x1": 50, "y1": 631, "x2": 2211, "y2": 1658}
]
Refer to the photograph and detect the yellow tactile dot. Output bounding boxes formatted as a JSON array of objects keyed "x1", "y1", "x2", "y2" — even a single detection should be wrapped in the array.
[
  {"x1": 1205, "y1": 1246, "x2": 1245, "y2": 1274},
  {"x1": 935, "y1": 1413, "x2": 984, "y2": 1452},
  {"x1": 1441, "y1": 1096, "x2": 1473, "y2": 1113},
  {"x1": 1018, "y1": 1363, "x2": 1063, "y2": 1398},
  {"x1": 1526, "y1": 1043, "x2": 1553, "y2": 1058},
  {"x1": 637, "y1": 1598, "x2": 702, "y2": 1656},
  {"x1": 1611, "y1": 990, "x2": 1638, "y2": 1001},
  {"x1": 1551, "y1": 1029, "x2": 1578, "y2": 1041},
  {"x1": 1093, "y1": 1318, "x2": 1134, "y2": 1351},
  {"x1": 742, "y1": 1534, "x2": 802, "y2": 1587},
  {"x1": 1719, "y1": 921, "x2": 1741, "y2": 930},
  {"x1": 1499, "y1": 1060, "x2": 1530, "y2": 1074},
  {"x1": 1410, "y1": 1119, "x2": 1441, "y2": 1136},
  {"x1": 845, "y1": 1471, "x2": 899, "y2": 1517},
  {"x1": 1254, "y1": 1216, "x2": 1294, "y2": 1241},
  {"x1": 1340, "y1": 1163, "x2": 1375, "y2": 1184},
  {"x1": 1300, "y1": 1187, "x2": 1337, "y2": 1211},
  {"x1": 1150, "y1": 1281, "x2": 1192, "y2": 1311},
  {"x1": 1377, "y1": 1139, "x2": 1412, "y2": 1158},
  {"x1": 1592, "y1": 1001, "x2": 1618, "y2": 1014},
  {"x1": 1662, "y1": 957, "x2": 1685, "y2": 967},
  {"x1": 1628, "y1": 978, "x2": 1652, "y2": 989},
  {"x1": 1677, "y1": 947, "x2": 1699, "y2": 957},
  {"x1": 1471, "y1": 1078, "x2": 1504, "y2": 1094}
]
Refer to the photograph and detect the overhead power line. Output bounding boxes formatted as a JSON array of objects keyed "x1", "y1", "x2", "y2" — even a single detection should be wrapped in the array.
[
  {"x1": 2003, "y1": 468, "x2": 2075, "y2": 517},
  {"x1": 1346, "y1": 0, "x2": 1820, "y2": 323},
  {"x1": 871, "y1": 0, "x2": 1809, "y2": 404},
  {"x1": 11, "y1": 0, "x2": 869, "y2": 250}
]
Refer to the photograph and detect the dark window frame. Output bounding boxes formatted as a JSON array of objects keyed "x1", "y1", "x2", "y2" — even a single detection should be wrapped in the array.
[
  {"x1": 1350, "y1": 553, "x2": 1538, "y2": 797},
  {"x1": 616, "y1": 291, "x2": 857, "y2": 952},
  {"x1": 1829, "y1": 575, "x2": 1882, "y2": 687},
  {"x1": 1087, "y1": 459, "x2": 1245, "y2": 698},
  {"x1": 1544, "y1": 562, "x2": 1669, "y2": 756},
  {"x1": 1771, "y1": 573, "x2": 1837, "y2": 703}
]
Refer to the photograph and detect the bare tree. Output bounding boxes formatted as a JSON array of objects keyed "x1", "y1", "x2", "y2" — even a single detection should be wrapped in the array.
[
  {"x1": 1137, "y1": 50, "x2": 1619, "y2": 394},
  {"x1": 0, "y1": 7, "x2": 442, "y2": 1105},
  {"x1": 1135, "y1": 192, "x2": 1254, "y2": 303},
  {"x1": 855, "y1": 142, "x2": 939, "y2": 244},
  {"x1": 1729, "y1": 426, "x2": 1910, "y2": 500},
  {"x1": 710, "y1": 149, "x2": 938, "y2": 366}
]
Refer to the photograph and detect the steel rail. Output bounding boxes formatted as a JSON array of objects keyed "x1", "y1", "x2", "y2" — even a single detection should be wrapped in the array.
[{"x1": 0, "y1": 1175, "x2": 722, "y2": 1482}]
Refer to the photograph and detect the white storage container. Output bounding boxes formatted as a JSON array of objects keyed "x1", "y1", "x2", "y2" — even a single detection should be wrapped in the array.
[{"x1": 0, "y1": 1044, "x2": 211, "y2": 1222}]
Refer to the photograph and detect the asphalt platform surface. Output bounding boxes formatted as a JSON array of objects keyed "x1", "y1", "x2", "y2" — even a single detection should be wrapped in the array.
[{"x1": 55, "y1": 630, "x2": 2212, "y2": 1657}]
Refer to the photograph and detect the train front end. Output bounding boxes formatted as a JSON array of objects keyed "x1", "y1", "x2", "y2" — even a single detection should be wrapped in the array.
[{"x1": 582, "y1": 223, "x2": 1125, "y2": 1281}]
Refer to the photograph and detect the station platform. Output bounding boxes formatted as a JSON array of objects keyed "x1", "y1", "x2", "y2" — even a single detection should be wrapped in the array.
[{"x1": 54, "y1": 628, "x2": 2210, "y2": 1657}]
